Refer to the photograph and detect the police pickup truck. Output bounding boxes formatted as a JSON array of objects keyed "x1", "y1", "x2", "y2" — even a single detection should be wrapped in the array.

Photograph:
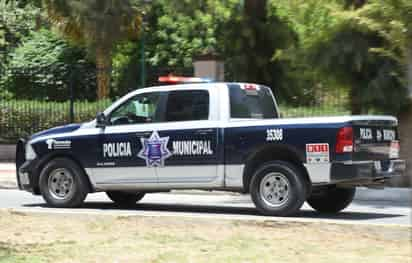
[{"x1": 16, "y1": 82, "x2": 406, "y2": 216}]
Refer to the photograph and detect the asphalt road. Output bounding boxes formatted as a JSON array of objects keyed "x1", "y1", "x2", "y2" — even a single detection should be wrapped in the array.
[{"x1": 0, "y1": 189, "x2": 410, "y2": 227}]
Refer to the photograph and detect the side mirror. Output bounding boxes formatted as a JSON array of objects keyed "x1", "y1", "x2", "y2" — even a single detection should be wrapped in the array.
[{"x1": 96, "y1": 112, "x2": 108, "y2": 128}]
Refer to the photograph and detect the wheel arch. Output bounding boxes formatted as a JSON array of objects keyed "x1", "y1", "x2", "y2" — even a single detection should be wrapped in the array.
[
  {"x1": 242, "y1": 144, "x2": 311, "y2": 193},
  {"x1": 32, "y1": 152, "x2": 94, "y2": 194}
]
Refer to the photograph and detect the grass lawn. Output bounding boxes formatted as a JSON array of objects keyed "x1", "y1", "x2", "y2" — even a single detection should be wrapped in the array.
[{"x1": 0, "y1": 210, "x2": 410, "y2": 263}]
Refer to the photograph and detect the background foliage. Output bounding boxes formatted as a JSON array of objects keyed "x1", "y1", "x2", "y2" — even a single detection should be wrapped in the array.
[
  {"x1": 1, "y1": 29, "x2": 96, "y2": 101},
  {"x1": 0, "y1": 0, "x2": 411, "y2": 142}
]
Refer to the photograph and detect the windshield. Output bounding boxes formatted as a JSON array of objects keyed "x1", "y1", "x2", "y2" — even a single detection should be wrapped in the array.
[{"x1": 228, "y1": 84, "x2": 279, "y2": 119}]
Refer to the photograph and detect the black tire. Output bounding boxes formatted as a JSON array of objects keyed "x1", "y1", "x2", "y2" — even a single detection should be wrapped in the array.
[
  {"x1": 307, "y1": 186, "x2": 355, "y2": 213},
  {"x1": 106, "y1": 191, "x2": 145, "y2": 207},
  {"x1": 39, "y1": 158, "x2": 89, "y2": 208},
  {"x1": 250, "y1": 161, "x2": 308, "y2": 216}
]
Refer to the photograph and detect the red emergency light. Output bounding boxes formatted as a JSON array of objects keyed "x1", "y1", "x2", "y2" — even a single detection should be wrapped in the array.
[
  {"x1": 243, "y1": 84, "x2": 258, "y2": 90},
  {"x1": 158, "y1": 75, "x2": 212, "y2": 84}
]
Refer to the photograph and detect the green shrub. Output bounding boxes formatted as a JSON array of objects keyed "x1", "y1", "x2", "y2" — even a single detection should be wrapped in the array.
[
  {"x1": 0, "y1": 99, "x2": 111, "y2": 143},
  {"x1": 1, "y1": 29, "x2": 97, "y2": 101}
]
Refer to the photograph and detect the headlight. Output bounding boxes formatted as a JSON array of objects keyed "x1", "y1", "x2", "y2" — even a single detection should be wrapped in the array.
[{"x1": 25, "y1": 143, "x2": 37, "y2": 160}]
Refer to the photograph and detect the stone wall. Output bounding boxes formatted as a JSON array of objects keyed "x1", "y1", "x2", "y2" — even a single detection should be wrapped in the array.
[{"x1": 193, "y1": 55, "x2": 225, "y2": 81}]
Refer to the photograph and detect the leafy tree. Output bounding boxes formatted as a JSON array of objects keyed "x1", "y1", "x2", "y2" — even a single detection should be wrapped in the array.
[
  {"x1": 221, "y1": 1, "x2": 290, "y2": 81},
  {"x1": 142, "y1": 0, "x2": 299, "y2": 102},
  {"x1": 43, "y1": 0, "x2": 142, "y2": 99},
  {"x1": 144, "y1": 0, "x2": 219, "y2": 67},
  {"x1": 2, "y1": 29, "x2": 96, "y2": 101},
  {"x1": 302, "y1": 0, "x2": 410, "y2": 114},
  {"x1": 0, "y1": 0, "x2": 41, "y2": 99},
  {"x1": 308, "y1": 22, "x2": 407, "y2": 114},
  {"x1": 111, "y1": 41, "x2": 140, "y2": 96},
  {"x1": 0, "y1": 0, "x2": 40, "y2": 73},
  {"x1": 111, "y1": 0, "x2": 224, "y2": 94},
  {"x1": 357, "y1": 0, "x2": 412, "y2": 109}
]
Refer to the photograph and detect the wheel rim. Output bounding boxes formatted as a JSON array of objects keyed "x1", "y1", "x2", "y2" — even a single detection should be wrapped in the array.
[
  {"x1": 259, "y1": 172, "x2": 290, "y2": 207},
  {"x1": 48, "y1": 168, "x2": 75, "y2": 200}
]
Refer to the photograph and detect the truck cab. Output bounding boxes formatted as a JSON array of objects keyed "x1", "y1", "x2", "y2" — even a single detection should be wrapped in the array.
[{"x1": 16, "y1": 82, "x2": 406, "y2": 216}]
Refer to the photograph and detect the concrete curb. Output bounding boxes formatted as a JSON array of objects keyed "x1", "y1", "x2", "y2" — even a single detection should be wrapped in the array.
[
  {"x1": 0, "y1": 181, "x2": 17, "y2": 189},
  {"x1": 354, "y1": 187, "x2": 412, "y2": 204}
]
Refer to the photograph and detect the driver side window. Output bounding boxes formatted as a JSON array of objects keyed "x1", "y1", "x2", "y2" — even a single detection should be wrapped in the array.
[{"x1": 109, "y1": 92, "x2": 163, "y2": 125}]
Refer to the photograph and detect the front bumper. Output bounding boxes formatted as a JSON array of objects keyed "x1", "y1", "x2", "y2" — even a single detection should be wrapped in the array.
[
  {"x1": 16, "y1": 138, "x2": 39, "y2": 193},
  {"x1": 330, "y1": 159, "x2": 406, "y2": 184},
  {"x1": 17, "y1": 160, "x2": 38, "y2": 192}
]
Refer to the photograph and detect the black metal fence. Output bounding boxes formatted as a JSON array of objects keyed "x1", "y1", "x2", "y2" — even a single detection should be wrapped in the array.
[
  {"x1": 0, "y1": 99, "x2": 112, "y2": 143},
  {"x1": 0, "y1": 66, "x2": 196, "y2": 143},
  {"x1": 0, "y1": 93, "x2": 350, "y2": 144},
  {"x1": 0, "y1": 66, "x2": 350, "y2": 144}
]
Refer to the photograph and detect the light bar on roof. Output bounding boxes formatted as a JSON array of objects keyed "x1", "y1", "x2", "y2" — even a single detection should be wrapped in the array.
[
  {"x1": 158, "y1": 75, "x2": 213, "y2": 84},
  {"x1": 242, "y1": 84, "x2": 259, "y2": 90}
]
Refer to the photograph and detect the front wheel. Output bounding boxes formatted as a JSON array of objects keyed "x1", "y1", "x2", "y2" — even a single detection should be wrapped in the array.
[
  {"x1": 250, "y1": 161, "x2": 308, "y2": 216},
  {"x1": 39, "y1": 158, "x2": 89, "y2": 208},
  {"x1": 307, "y1": 186, "x2": 355, "y2": 213},
  {"x1": 106, "y1": 191, "x2": 145, "y2": 207}
]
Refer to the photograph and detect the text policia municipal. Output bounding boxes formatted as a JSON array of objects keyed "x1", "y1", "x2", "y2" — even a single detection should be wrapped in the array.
[{"x1": 103, "y1": 140, "x2": 213, "y2": 158}]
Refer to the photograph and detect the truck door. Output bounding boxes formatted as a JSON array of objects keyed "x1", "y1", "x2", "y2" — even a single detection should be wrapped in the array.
[
  {"x1": 154, "y1": 89, "x2": 222, "y2": 187},
  {"x1": 90, "y1": 91, "x2": 165, "y2": 187}
]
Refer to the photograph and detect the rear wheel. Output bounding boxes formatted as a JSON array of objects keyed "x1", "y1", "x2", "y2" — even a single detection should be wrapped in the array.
[
  {"x1": 39, "y1": 158, "x2": 89, "y2": 208},
  {"x1": 250, "y1": 161, "x2": 308, "y2": 216},
  {"x1": 307, "y1": 186, "x2": 355, "y2": 213},
  {"x1": 106, "y1": 191, "x2": 145, "y2": 207}
]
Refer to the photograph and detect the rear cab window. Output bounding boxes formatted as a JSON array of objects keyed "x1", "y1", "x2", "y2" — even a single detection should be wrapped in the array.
[
  {"x1": 228, "y1": 84, "x2": 279, "y2": 119},
  {"x1": 165, "y1": 90, "x2": 210, "y2": 122}
]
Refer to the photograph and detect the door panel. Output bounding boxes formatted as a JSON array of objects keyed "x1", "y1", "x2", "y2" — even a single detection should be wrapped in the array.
[
  {"x1": 153, "y1": 89, "x2": 222, "y2": 187},
  {"x1": 89, "y1": 90, "x2": 165, "y2": 187},
  {"x1": 155, "y1": 124, "x2": 221, "y2": 186},
  {"x1": 90, "y1": 128, "x2": 157, "y2": 186}
]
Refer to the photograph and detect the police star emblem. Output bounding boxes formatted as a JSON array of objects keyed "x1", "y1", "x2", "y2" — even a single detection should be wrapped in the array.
[{"x1": 137, "y1": 131, "x2": 172, "y2": 167}]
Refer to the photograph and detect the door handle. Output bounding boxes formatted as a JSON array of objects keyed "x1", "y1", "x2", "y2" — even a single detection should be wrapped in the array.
[{"x1": 195, "y1": 128, "x2": 214, "y2": 135}]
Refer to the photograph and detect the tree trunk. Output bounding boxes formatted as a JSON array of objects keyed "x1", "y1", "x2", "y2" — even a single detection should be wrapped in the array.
[
  {"x1": 344, "y1": 0, "x2": 367, "y2": 9},
  {"x1": 96, "y1": 46, "x2": 112, "y2": 99},
  {"x1": 244, "y1": 0, "x2": 267, "y2": 19},
  {"x1": 243, "y1": 0, "x2": 267, "y2": 83},
  {"x1": 350, "y1": 86, "x2": 362, "y2": 115},
  {"x1": 408, "y1": 46, "x2": 412, "y2": 98}
]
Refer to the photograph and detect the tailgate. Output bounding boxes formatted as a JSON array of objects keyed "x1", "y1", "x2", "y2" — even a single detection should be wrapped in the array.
[{"x1": 351, "y1": 117, "x2": 400, "y2": 162}]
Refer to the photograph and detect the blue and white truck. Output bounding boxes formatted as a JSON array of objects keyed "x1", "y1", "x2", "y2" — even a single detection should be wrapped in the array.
[{"x1": 16, "y1": 82, "x2": 406, "y2": 216}]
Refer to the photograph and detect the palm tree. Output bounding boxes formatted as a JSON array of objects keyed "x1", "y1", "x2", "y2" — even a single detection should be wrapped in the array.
[{"x1": 44, "y1": 0, "x2": 142, "y2": 99}]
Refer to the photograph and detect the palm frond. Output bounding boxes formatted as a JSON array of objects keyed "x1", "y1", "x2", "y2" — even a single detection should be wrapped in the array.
[{"x1": 44, "y1": 0, "x2": 143, "y2": 49}]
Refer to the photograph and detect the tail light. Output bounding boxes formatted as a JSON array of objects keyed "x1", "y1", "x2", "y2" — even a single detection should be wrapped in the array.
[{"x1": 336, "y1": 127, "x2": 353, "y2": 153}]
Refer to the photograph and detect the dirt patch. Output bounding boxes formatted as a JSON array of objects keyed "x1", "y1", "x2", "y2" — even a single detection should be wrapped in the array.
[{"x1": 0, "y1": 210, "x2": 410, "y2": 263}]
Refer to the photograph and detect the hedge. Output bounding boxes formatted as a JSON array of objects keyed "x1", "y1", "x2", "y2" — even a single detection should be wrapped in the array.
[{"x1": 0, "y1": 100, "x2": 111, "y2": 143}]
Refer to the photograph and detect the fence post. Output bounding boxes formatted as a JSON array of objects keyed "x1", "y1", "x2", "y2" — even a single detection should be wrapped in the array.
[{"x1": 69, "y1": 66, "x2": 76, "y2": 123}]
